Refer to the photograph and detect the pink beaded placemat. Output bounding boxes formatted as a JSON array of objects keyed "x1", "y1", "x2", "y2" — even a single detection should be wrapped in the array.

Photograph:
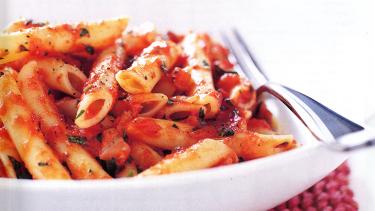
[{"x1": 269, "y1": 162, "x2": 358, "y2": 211}]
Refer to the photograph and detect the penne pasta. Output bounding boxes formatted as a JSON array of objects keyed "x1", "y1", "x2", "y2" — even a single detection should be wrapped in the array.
[
  {"x1": 139, "y1": 139, "x2": 238, "y2": 176},
  {"x1": 180, "y1": 33, "x2": 222, "y2": 118},
  {"x1": 36, "y1": 58, "x2": 87, "y2": 97},
  {"x1": 18, "y1": 62, "x2": 110, "y2": 179},
  {"x1": 127, "y1": 93, "x2": 168, "y2": 117},
  {"x1": 0, "y1": 69, "x2": 71, "y2": 179},
  {"x1": 75, "y1": 43, "x2": 125, "y2": 128},
  {"x1": 116, "y1": 160, "x2": 138, "y2": 178},
  {"x1": 224, "y1": 132, "x2": 296, "y2": 160},
  {"x1": 0, "y1": 17, "x2": 128, "y2": 62},
  {"x1": 128, "y1": 140, "x2": 162, "y2": 170},
  {"x1": 0, "y1": 128, "x2": 20, "y2": 178},
  {"x1": 126, "y1": 117, "x2": 196, "y2": 150},
  {"x1": 157, "y1": 100, "x2": 205, "y2": 121},
  {"x1": 116, "y1": 40, "x2": 180, "y2": 94},
  {"x1": 56, "y1": 97, "x2": 79, "y2": 120}
]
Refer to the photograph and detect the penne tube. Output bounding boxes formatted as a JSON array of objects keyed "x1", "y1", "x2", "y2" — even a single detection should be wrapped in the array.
[
  {"x1": 75, "y1": 43, "x2": 125, "y2": 128},
  {"x1": 127, "y1": 93, "x2": 168, "y2": 117},
  {"x1": 181, "y1": 33, "x2": 222, "y2": 118},
  {"x1": 18, "y1": 61, "x2": 110, "y2": 179},
  {"x1": 0, "y1": 154, "x2": 17, "y2": 178},
  {"x1": 126, "y1": 117, "x2": 196, "y2": 150},
  {"x1": 3, "y1": 19, "x2": 48, "y2": 33},
  {"x1": 152, "y1": 75, "x2": 176, "y2": 97},
  {"x1": 0, "y1": 69, "x2": 70, "y2": 179},
  {"x1": 36, "y1": 58, "x2": 87, "y2": 97},
  {"x1": 139, "y1": 139, "x2": 238, "y2": 176},
  {"x1": 0, "y1": 17, "x2": 128, "y2": 60},
  {"x1": 157, "y1": 100, "x2": 205, "y2": 120},
  {"x1": 129, "y1": 140, "x2": 162, "y2": 170},
  {"x1": 122, "y1": 22, "x2": 159, "y2": 56},
  {"x1": 223, "y1": 132, "x2": 296, "y2": 160},
  {"x1": 229, "y1": 83, "x2": 257, "y2": 119},
  {"x1": 0, "y1": 128, "x2": 20, "y2": 178},
  {"x1": 116, "y1": 40, "x2": 180, "y2": 94}
]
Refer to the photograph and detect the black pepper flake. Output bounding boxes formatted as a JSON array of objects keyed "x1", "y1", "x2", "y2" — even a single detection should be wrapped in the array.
[
  {"x1": 144, "y1": 75, "x2": 148, "y2": 80},
  {"x1": 47, "y1": 89, "x2": 52, "y2": 95},
  {"x1": 68, "y1": 135, "x2": 87, "y2": 145},
  {"x1": 19, "y1": 45, "x2": 29, "y2": 52},
  {"x1": 0, "y1": 57, "x2": 3, "y2": 60},
  {"x1": 172, "y1": 123, "x2": 179, "y2": 129},
  {"x1": 85, "y1": 45, "x2": 95, "y2": 55},
  {"x1": 219, "y1": 128, "x2": 235, "y2": 137},
  {"x1": 79, "y1": 28, "x2": 90, "y2": 37},
  {"x1": 38, "y1": 161, "x2": 49, "y2": 166}
]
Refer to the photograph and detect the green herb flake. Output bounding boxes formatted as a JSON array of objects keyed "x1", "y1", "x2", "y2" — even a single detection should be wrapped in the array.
[
  {"x1": 83, "y1": 85, "x2": 93, "y2": 93},
  {"x1": 85, "y1": 45, "x2": 95, "y2": 55},
  {"x1": 75, "y1": 110, "x2": 85, "y2": 119},
  {"x1": 198, "y1": 107, "x2": 205, "y2": 121},
  {"x1": 172, "y1": 123, "x2": 179, "y2": 129},
  {"x1": 38, "y1": 161, "x2": 49, "y2": 166},
  {"x1": 127, "y1": 171, "x2": 134, "y2": 177},
  {"x1": 219, "y1": 128, "x2": 235, "y2": 137},
  {"x1": 68, "y1": 135, "x2": 87, "y2": 145},
  {"x1": 79, "y1": 28, "x2": 90, "y2": 37},
  {"x1": 96, "y1": 133, "x2": 103, "y2": 142},
  {"x1": 122, "y1": 131, "x2": 128, "y2": 141},
  {"x1": 202, "y1": 60, "x2": 209, "y2": 67},
  {"x1": 167, "y1": 99, "x2": 174, "y2": 105}
]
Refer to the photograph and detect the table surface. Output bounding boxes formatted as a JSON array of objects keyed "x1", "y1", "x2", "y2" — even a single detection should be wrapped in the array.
[{"x1": 1, "y1": 0, "x2": 375, "y2": 209}]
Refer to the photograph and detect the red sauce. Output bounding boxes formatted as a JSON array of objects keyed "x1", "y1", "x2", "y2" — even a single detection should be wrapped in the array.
[{"x1": 129, "y1": 118, "x2": 161, "y2": 136}]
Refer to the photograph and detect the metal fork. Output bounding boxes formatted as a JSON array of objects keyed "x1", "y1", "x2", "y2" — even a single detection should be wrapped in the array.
[{"x1": 220, "y1": 29, "x2": 375, "y2": 152}]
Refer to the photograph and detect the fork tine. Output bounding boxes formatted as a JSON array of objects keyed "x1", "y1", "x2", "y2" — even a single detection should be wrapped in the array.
[
  {"x1": 232, "y1": 29, "x2": 269, "y2": 81},
  {"x1": 219, "y1": 29, "x2": 267, "y2": 88}
]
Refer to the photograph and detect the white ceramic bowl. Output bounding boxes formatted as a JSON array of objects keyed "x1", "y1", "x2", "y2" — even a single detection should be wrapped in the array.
[{"x1": 0, "y1": 95, "x2": 347, "y2": 211}]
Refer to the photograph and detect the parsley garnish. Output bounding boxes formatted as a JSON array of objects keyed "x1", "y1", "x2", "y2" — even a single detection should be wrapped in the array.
[
  {"x1": 96, "y1": 133, "x2": 103, "y2": 142},
  {"x1": 198, "y1": 107, "x2": 205, "y2": 121},
  {"x1": 167, "y1": 99, "x2": 174, "y2": 105},
  {"x1": 123, "y1": 131, "x2": 128, "y2": 141},
  {"x1": 219, "y1": 128, "x2": 235, "y2": 137},
  {"x1": 68, "y1": 135, "x2": 87, "y2": 145},
  {"x1": 79, "y1": 28, "x2": 90, "y2": 37},
  {"x1": 83, "y1": 85, "x2": 93, "y2": 93},
  {"x1": 172, "y1": 123, "x2": 179, "y2": 129},
  {"x1": 202, "y1": 60, "x2": 209, "y2": 67},
  {"x1": 75, "y1": 110, "x2": 85, "y2": 119},
  {"x1": 85, "y1": 45, "x2": 95, "y2": 55},
  {"x1": 127, "y1": 171, "x2": 135, "y2": 177}
]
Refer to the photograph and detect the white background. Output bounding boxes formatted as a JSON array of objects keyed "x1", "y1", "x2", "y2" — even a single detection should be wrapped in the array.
[{"x1": 1, "y1": 0, "x2": 375, "y2": 209}]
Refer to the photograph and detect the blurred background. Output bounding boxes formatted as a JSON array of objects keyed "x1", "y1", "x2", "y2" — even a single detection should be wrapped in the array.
[{"x1": 1, "y1": 0, "x2": 374, "y2": 209}]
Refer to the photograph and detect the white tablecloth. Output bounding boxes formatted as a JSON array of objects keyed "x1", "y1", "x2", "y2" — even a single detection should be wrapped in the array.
[{"x1": 2, "y1": 0, "x2": 375, "y2": 209}]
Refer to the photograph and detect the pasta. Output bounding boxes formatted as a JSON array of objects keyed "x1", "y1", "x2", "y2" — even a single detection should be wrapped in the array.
[{"x1": 0, "y1": 18, "x2": 297, "y2": 180}]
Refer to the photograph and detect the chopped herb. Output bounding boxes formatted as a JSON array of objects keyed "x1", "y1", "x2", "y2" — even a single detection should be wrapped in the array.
[
  {"x1": 172, "y1": 123, "x2": 179, "y2": 129},
  {"x1": 85, "y1": 45, "x2": 95, "y2": 55},
  {"x1": 38, "y1": 161, "x2": 49, "y2": 166},
  {"x1": 0, "y1": 72, "x2": 4, "y2": 77},
  {"x1": 122, "y1": 131, "x2": 128, "y2": 141},
  {"x1": 19, "y1": 45, "x2": 29, "y2": 52},
  {"x1": 224, "y1": 98, "x2": 233, "y2": 106},
  {"x1": 198, "y1": 107, "x2": 205, "y2": 121},
  {"x1": 127, "y1": 171, "x2": 134, "y2": 177},
  {"x1": 83, "y1": 85, "x2": 93, "y2": 92},
  {"x1": 75, "y1": 110, "x2": 85, "y2": 119},
  {"x1": 219, "y1": 128, "x2": 235, "y2": 137},
  {"x1": 202, "y1": 60, "x2": 209, "y2": 67},
  {"x1": 68, "y1": 135, "x2": 87, "y2": 145},
  {"x1": 167, "y1": 99, "x2": 174, "y2": 105},
  {"x1": 96, "y1": 133, "x2": 103, "y2": 142},
  {"x1": 160, "y1": 60, "x2": 168, "y2": 72},
  {"x1": 79, "y1": 28, "x2": 90, "y2": 37}
]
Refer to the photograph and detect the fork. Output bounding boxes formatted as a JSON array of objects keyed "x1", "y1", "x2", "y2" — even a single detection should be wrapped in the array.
[{"x1": 220, "y1": 29, "x2": 375, "y2": 152}]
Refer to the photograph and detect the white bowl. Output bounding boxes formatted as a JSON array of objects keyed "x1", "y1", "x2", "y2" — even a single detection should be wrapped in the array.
[{"x1": 0, "y1": 95, "x2": 347, "y2": 211}]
